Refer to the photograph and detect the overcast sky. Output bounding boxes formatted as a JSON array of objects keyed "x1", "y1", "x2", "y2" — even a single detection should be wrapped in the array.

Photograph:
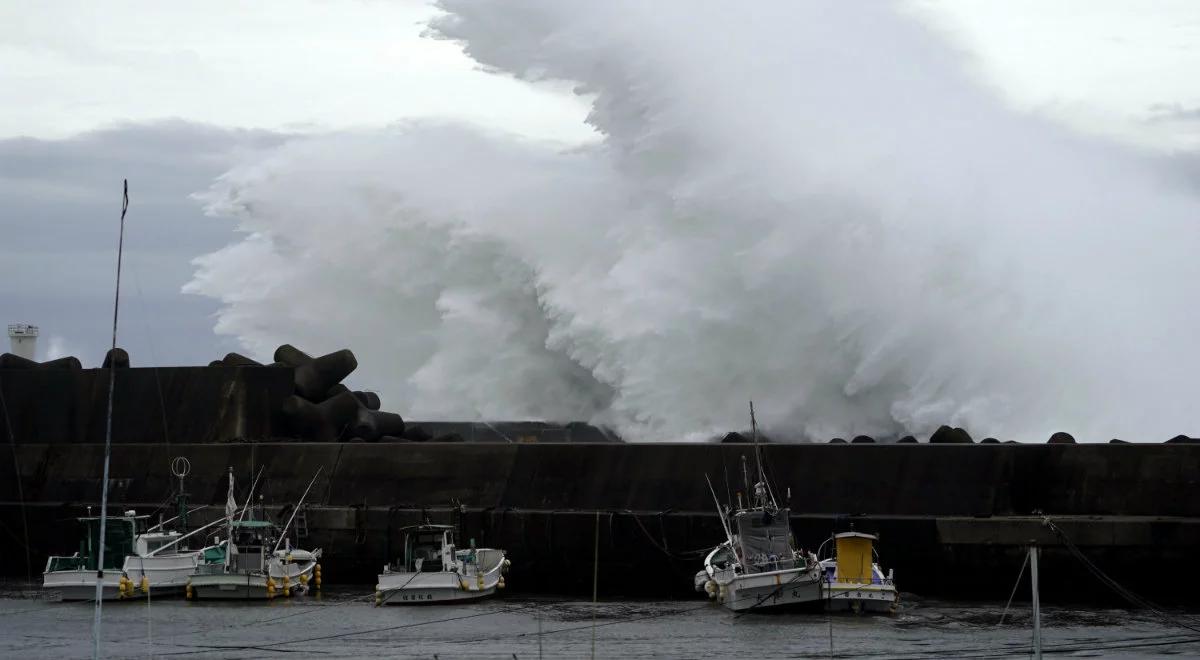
[{"x1": 1, "y1": 0, "x2": 1198, "y2": 367}]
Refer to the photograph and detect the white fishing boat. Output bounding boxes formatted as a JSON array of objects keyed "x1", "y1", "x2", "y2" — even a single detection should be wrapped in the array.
[
  {"x1": 187, "y1": 523, "x2": 322, "y2": 600},
  {"x1": 818, "y1": 531, "x2": 899, "y2": 613},
  {"x1": 43, "y1": 515, "x2": 224, "y2": 601},
  {"x1": 187, "y1": 469, "x2": 323, "y2": 601},
  {"x1": 44, "y1": 471, "x2": 226, "y2": 603},
  {"x1": 375, "y1": 523, "x2": 508, "y2": 605},
  {"x1": 118, "y1": 458, "x2": 226, "y2": 599},
  {"x1": 44, "y1": 512, "x2": 143, "y2": 601},
  {"x1": 695, "y1": 403, "x2": 824, "y2": 612}
]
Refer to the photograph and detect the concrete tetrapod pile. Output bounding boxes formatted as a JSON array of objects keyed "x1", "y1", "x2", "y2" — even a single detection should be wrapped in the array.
[{"x1": 211, "y1": 344, "x2": 410, "y2": 443}]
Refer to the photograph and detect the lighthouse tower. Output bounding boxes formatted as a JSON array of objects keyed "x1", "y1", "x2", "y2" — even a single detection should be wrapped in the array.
[{"x1": 7, "y1": 323, "x2": 38, "y2": 360}]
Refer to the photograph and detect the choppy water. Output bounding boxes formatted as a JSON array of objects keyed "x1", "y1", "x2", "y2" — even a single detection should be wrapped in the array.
[{"x1": 1, "y1": 586, "x2": 1198, "y2": 658}]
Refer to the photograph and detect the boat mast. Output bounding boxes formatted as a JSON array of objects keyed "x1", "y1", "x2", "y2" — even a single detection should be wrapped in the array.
[
  {"x1": 1030, "y1": 543, "x2": 1042, "y2": 659},
  {"x1": 748, "y1": 401, "x2": 776, "y2": 509},
  {"x1": 705, "y1": 474, "x2": 735, "y2": 547},
  {"x1": 92, "y1": 180, "x2": 128, "y2": 660},
  {"x1": 172, "y1": 456, "x2": 190, "y2": 535},
  {"x1": 273, "y1": 466, "x2": 325, "y2": 552},
  {"x1": 749, "y1": 401, "x2": 765, "y2": 489},
  {"x1": 224, "y1": 467, "x2": 235, "y2": 571}
]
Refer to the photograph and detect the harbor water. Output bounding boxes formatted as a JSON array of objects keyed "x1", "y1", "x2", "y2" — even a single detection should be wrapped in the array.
[{"x1": 1, "y1": 586, "x2": 1198, "y2": 658}]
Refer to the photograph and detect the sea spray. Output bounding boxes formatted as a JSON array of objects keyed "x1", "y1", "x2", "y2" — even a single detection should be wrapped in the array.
[{"x1": 185, "y1": 2, "x2": 1200, "y2": 441}]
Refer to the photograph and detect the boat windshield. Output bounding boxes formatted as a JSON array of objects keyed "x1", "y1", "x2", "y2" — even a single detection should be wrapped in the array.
[
  {"x1": 231, "y1": 520, "x2": 275, "y2": 547},
  {"x1": 404, "y1": 531, "x2": 447, "y2": 572}
]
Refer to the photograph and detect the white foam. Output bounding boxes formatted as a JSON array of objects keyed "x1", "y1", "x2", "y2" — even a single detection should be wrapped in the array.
[{"x1": 185, "y1": 2, "x2": 1200, "y2": 441}]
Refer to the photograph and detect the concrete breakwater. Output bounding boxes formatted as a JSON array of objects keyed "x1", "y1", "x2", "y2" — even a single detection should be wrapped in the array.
[
  {"x1": 0, "y1": 356, "x2": 618, "y2": 444},
  {"x1": 2, "y1": 358, "x2": 1199, "y2": 603},
  {"x1": 2, "y1": 441, "x2": 1199, "y2": 603}
]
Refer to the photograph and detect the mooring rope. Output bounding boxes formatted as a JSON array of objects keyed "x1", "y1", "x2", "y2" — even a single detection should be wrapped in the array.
[
  {"x1": 1043, "y1": 516, "x2": 1200, "y2": 635},
  {"x1": 996, "y1": 548, "x2": 1029, "y2": 626}
]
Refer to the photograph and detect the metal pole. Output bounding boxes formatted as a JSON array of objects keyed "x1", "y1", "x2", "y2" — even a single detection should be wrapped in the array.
[
  {"x1": 93, "y1": 179, "x2": 128, "y2": 659},
  {"x1": 1030, "y1": 544, "x2": 1042, "y2": 660},
  {"x1": 591, "y1": 510, "x2": 600, "y2": 660}
]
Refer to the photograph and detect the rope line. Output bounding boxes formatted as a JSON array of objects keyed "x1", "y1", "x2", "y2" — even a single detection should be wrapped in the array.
[
  {"x1": 1042, "y1": 517, "x2": 1200, "y2": 635},
  {"x1": 996, "y1": 548, "x2": 1029, "y2": 626}
]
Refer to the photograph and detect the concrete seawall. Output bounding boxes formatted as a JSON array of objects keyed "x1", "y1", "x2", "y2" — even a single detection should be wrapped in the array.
[{"x1": 3, "y1": 442, "x2": 1198, "y2": 602}]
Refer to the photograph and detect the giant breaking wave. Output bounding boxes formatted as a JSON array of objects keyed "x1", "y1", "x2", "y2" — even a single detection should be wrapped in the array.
[{"x1": 185, "y1": 1, "x2": 1200, "y2": 442}]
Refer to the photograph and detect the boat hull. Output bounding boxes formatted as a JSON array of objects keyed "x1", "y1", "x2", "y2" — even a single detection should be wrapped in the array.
[
  {"x1": 377, "y1": 561, "x2": 504, "y2": 605},
  {"x1": 44, "y1": 568, "x2": 185, "y2": 601},
  {"x1": 823, "y1": 582, "x2": 899, "y2": 613},
  {"x1": 122, "y1": 552, "x2": 202, "y2": 594},
  {"x1": 714, "y1": 567, "x2": 824, "y2": 612},
  {"x1": 188, "y1": 572, "x2": 306, "y2": 600},
  {"x1": 42, "y1": 572, "x2": 122, "y2": 602}
]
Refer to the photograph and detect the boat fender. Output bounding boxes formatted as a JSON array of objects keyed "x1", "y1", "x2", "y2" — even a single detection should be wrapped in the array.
[
  {"x1": 477, "y1": 574, "x2": 484, "y2": 589},
  {"x1": 185, "y1": 580, "x2": 194, "y2": 600},
  {"x1": 140, "y1": 576, "x2": 149, "y2": 594},
  {"x1": 460, "y1": 578, "x2": 469, "y2": 591},
  {"x1": 375, "y1": 590, "x2": 383, "y2": 606},
  {"x1": 704, "y1": 580, "x2": 717, "y2": 598},
  {"x1": 498, "y1": 577, "x2": 506, "y2": 590},
  {"x1": 283, "y1": 575, "x2": 291, "y2": 597},
  {"x1": 300, "y1": 573, "x2": 309, "y2": 585}
]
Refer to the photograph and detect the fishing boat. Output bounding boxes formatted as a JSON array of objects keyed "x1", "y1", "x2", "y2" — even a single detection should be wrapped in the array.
[
  {"x1": 375, "y1": 523, "x2": 509, "y2": 605},
  {"x1": 44, "y1": 511, "x2": 144, "y2": 601},
  {"x1": 117, "y1": 525, "x2": 224, "y2": 600},
  {"x1": 187, "y1": 469, "x2": 323, "y2": 600},
  {"x1": 44, "y1": 461, "x2": 225, "y2": 601},
  {"x1": 818, "y1": 531, "x2": 899, "y2": 613},
  {"x1": 695, "y1": 403, "x2": 823, "y2": 612}
]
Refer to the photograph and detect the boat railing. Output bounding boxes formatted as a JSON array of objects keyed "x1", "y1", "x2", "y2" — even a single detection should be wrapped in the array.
[
  {"x1": 824, "y1": 572, "x2": 894, "y2": 587},
  {"x1": 46, "y1": 555, "x2": 87, "y2": 572},
  {"x1": 471, "y1": 548, "x2": 505, "y2": 573},
  {"x1": 748, "y1": 555, "x2": 801, "y2": 573}
]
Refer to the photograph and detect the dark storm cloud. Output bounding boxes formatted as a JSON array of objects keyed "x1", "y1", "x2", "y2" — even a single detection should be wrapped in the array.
[{"x1": 0, "y1": 120, "x2": 291, "y2": 367}]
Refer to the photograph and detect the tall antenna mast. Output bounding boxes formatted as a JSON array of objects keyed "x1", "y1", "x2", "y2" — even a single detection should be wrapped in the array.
[
  {"x1": 93, "y1": 179, "x2": 128, "y2": 659},
  {"x1": 748, "y1": 401, "x2": 779, "y2": 509},
  {"x1": 171, "y1": 456, "x2": 191, "y2": 533},
  {"x1": 749, "y1": 401, "x2": 765, "y2": 489}
]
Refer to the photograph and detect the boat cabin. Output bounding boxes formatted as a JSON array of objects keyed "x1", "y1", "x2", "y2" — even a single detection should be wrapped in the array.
[
  {"x1": 227, "y1": 520, "x2": 277, "y2": 572},
  {"x1": 133, "y1": 530, "x2": 183, "y2": 557},
  {"x1": 397, "y1": 524, "x2": 456, "y2": 573},
  {"x1": 45, "y1": 512, "x2": 144, "y2": 573},
  {"x1": 826, "y1": 531, "x2": 886, "y2": 584},
  {"x1": 733, "y1": 507, "x2": 797, "y2": 573}
]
